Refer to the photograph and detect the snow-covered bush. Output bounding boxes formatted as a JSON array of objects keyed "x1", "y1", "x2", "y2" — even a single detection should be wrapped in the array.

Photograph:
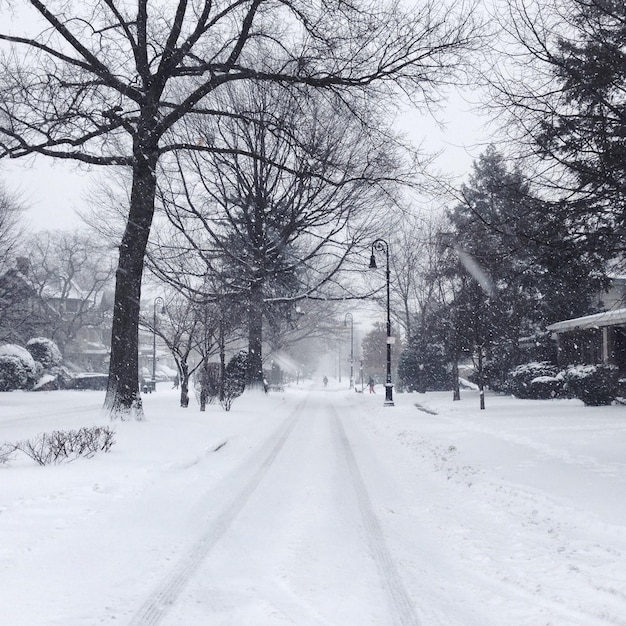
[
  {"x1": 0, "y1": 354, "x2": 29, "y2": 391},
  {"x1": 561, "y1": 364, "x2": 619, "y2": 406},
  {"x1": 26, "y1": 337, "x2": 63, "y2": 370},
  {"x1": 221, "y1": 350, "x2": 248, "y2": 411},
  {"x1": 11, "y1": 426, "x2": 116, "y2": 466},
  {"x1": 0, "y1": 344, "x2": 42, "y2": 389},
  {"x1": 65, "y1": 373, "x2": 108, "y2": 390},
  {"x1": 506, "y1": 362, "x2": 559, "y2": 399},
  {"x1": 528, "y1": 375, "x2": 563, "y2": 400}
]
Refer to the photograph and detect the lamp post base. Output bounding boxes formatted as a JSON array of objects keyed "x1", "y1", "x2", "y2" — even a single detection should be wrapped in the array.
[{"x1": 384, "y1": 383, "x2": 394, "y2": 406}]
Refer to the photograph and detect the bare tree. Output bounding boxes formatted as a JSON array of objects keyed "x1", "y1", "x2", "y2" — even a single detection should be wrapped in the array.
[
  {"x1": 0, "y1": 183, "x2": 23, "y2": 270},
  {"x1": 140, "y1": 294, "x2": 227, "y2": 409},
  {"x1": 386, "y1": 208, "x2": 449, "y2": 340},
  {"x1": 0, "y1": 0, "x2": 479, "y2": 417},
  {"x1": 151, "y1": 83, "x2": 403, "y2": 389},
  {"x1": 0, "y1": 183, "x2": 30, "y2": 341},
  {"x1": 24, "y1": 230, "x2": 116, "y2": 355}
]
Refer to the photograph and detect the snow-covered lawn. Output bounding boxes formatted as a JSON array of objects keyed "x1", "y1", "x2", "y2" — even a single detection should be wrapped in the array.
[{"x1": 1, "y1": 383, "x2": 625, "y2": 625}]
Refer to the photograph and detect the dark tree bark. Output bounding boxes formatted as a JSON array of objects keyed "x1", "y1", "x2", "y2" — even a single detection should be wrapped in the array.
[
  {"x1": 246, "y1": 280, "x2": 265, "y2": 390},
  {"x1": 104, "y1": 142, "x2": 158, "y2": 416},
  {"x1": 179, "y1": 361, "x2": 190, "y2": 408}
]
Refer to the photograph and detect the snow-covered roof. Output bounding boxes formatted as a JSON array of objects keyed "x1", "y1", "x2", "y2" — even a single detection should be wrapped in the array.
[
  {"x1": 547, "y1": 308, "x2": 626, "y2": 333},
  {"x1": 40, "y1": 276, "x2": 90, "y2": 301}
]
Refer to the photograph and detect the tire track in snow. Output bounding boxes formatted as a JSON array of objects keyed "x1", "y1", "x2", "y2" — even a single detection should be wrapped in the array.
[
  {"x1": 127, "y1": 401, "x2": 304, "y2": 626},
  {"x1": 330, "y1": 407, "x2": 422, "y2": 626}
]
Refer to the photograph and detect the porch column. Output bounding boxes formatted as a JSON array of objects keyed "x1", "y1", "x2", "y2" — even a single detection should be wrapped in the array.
[{"x1": 602, "y1": 326, "x2": 615, "y2": 365}]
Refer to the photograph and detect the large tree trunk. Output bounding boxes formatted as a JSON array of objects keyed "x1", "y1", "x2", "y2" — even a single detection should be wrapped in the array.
[
  {"x1": 179, "y1": 361, "x2": 190, "y2": 408},
  {"x1": 219, "y1": 320, "x2": 226, "y2": 402},
  {"x1": 246, "y1": 281, "x2": 265, "y2": 391},
  {"x1": 199, "y1": 357, "x2": 209, "y2": 412},
  {"x1": 451, "y1": 356, "x2": 460, "y2": 401},
  {"x1": 104, "y1": 140, "x2": 158, "y2": 419}
]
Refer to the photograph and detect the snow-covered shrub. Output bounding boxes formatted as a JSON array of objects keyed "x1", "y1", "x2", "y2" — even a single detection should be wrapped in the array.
[
  {"x1": 0, "y1": 344, "x2": 42, "y2": 389},
  {"x1": 506, "y1": 362, "x2": 559, "y2": 399},
  {"x1": 528, "y1": 375, "x2": 563, "y2": 400},
  {"x1": 221, "y1": 350, "x2": 248, "y2": 411},
  {"x1": 26, "y1": 337, "x2": 63, "y2": 370},
  {"x1": 561, "y1": 364, "x2": 619, "y2": 406},
  {"x1": 0, "y1": 355, "x2": 29, "y2": 391},
  {"x1": 12, "y1": 426, "x2": 116, "y2": 466}
]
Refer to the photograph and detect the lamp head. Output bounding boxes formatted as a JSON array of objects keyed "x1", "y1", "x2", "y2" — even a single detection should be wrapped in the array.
[{"x1": 368, "y1": 253, "x2": 377, "y2": 269}]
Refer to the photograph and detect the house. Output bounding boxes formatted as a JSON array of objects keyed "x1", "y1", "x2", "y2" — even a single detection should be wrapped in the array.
[
  {"x1": 0, "y1": 257, "x2": 111, "y2": 370},
  {"x1": 0, "y1": 257, "x2": 55, "y2": 343},
  {"x1": 547, "y1": 276, "x2": 626, "y2": 371}
]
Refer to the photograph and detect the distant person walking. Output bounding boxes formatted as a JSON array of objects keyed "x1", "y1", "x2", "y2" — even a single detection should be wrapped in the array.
[
  {"x1": 323, "y1": 376, "x2": 328, "y2": 388},
  {"x1": 368, "y1": 377, "x2": 376, "y2": 394},
  {"x1": 172, "y1": 374, "x2": 179, "y2": 389}
]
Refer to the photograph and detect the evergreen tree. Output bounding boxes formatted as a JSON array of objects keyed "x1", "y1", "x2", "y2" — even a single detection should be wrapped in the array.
[
  {"x1": 539, "y1": 0, "x2": 626, "y2": 256},
  {"x1": 445, "y1": 147, "x2": 600, "y2": 387},
  {"x1": 398, "y1": 309, "x2": 449, "y2": 392},
  {"x1": 221, "y1": 350, "x2": 248, "y2": 411},
  {"x1": 361, "y1": 322, "x2": 402, "y2": 383},
  {"x1": 493, "y1": 0, "x2": 626, "y2": 264}
]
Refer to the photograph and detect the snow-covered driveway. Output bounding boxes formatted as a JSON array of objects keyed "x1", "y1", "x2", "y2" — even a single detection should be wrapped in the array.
[{"x1": 1, "y1": 385, "x2": 626, "y2": 625}]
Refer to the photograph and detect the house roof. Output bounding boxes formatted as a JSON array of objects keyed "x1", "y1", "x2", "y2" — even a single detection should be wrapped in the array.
[
  {"x1": 40, "y1": 276, "x2": 91, "y2": 301},
  {"x1": 547, "y1": 308, "x2": 626, "y2": 333}
]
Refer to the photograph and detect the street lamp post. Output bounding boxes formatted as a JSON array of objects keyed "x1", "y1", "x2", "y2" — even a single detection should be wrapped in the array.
[
  {"x1": 152, "y1": 296, "x2": 164, "y2": 391},
  {"x1": 359, "y1": 359, "x2": 364, "y2": 393},
  {"x1": 369, "y1": 239, "x2": 394, "y2": 406},
  {"x1": 344, "y1": 312, "x2": 354, "y2": 388}
]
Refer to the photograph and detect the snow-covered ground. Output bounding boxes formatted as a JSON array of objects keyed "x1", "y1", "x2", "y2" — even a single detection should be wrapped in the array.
[{"x1": 1, "y1": 381, "x2": 625, "y2": 625}]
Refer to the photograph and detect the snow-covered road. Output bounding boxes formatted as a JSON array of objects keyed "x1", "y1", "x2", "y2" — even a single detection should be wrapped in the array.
[
  {"x1": 145, "y1": 392, "x2": 421, "y2": 626},
  {"x1": 2, "y1": 385, "x2": 626, "y2": 625}
]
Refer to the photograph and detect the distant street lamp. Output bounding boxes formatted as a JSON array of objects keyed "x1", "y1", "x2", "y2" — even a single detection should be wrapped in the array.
[
  {"x1": 152, "y1": 296, "x2": 164, "y2": 391},
  {"x1": 344, "y1": 312, "x2": 354, "y2": 388},
  {"x1": 369, "y1": 239, "x2": 394, "y2": 406}
]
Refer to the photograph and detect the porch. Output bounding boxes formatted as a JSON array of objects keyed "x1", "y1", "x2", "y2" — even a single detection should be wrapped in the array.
[{"x1": 547, "y1": 308, "x2": 626, "y2": 372}]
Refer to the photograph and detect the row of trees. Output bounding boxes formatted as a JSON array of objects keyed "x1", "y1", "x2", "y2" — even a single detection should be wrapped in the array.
[
  {"x1": 395, "y1": 0, "x2": 626, "y2": 398},
  {"x1": 0, "y1": 208, "x2": 341, "y2": 406},
  {"x1": 0, "y1": 0, "x2": 479, "y2": 417},
  {"x1": 3, "y1": 0, "x2": 624, "y2": 412},
  {"x1": 396, "y1": 147, "x2": 604, "y2": 398}
]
